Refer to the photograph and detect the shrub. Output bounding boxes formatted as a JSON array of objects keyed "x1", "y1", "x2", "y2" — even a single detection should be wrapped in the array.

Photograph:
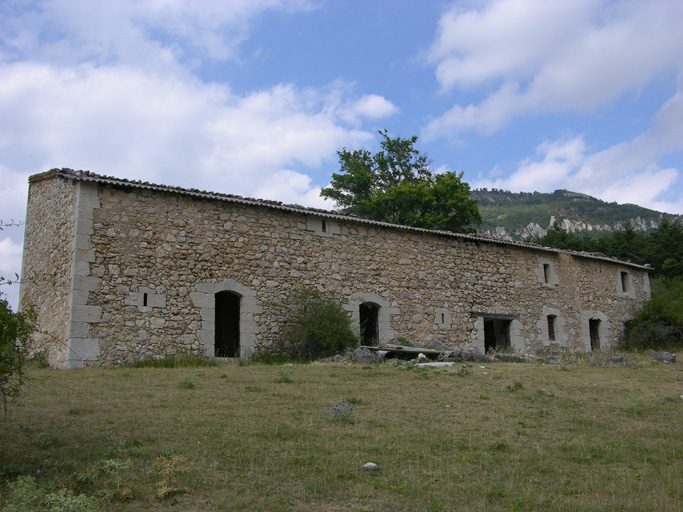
[
  {"x1": 276, "y1": 366, "x2": 293, "y2": 383},
  {"x1": 2, "y1": 475, "x2": 98, "y2": 512},
  {"x1": 177, "y1": 375, "x2": 197, "y2": 389},
  {"x1": 257, "y1": 288, "x2": 358, "y2": 362},
  {"x1": 0, "y1": 294, "x2": 36, "y2": 413},
  {"x1": 620, "y1": 277, "x2": 683, "y2": 350}
]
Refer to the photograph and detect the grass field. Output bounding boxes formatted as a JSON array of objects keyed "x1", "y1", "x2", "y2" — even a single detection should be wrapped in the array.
[{"x1": 1, "y1": 355, "x2": 682, "y2": 511}]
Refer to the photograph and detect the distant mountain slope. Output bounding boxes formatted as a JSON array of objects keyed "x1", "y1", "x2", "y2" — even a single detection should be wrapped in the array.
[{"x1": 471, "y1": 189, "x2": 682, "y2": 241}]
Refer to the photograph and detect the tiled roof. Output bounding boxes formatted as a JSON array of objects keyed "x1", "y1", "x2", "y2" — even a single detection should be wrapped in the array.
[{"x1": 33, "y1": 168, "x2": 652, "y2": 271}]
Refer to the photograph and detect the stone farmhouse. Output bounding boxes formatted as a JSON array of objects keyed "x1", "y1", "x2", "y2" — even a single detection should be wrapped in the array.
[{"x1": 20, "y1": 169, "x2": 652, "y2": 368}]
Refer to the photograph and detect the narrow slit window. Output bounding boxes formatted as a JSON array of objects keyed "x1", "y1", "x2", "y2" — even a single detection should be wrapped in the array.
[
  {"x1": 543, "y1": 264, "x2": 551, "y2": 283},
  {"x1": 620, "y1": 271, "x2": 630, "y2": 292},
  {"x1": 321, "y1": 219, "x2": 327, "y2": 233},
  {"x1": 441, "y1": 313, "x2": 445, "y2": 324},
  {"x1": 547, "y1": 315, "x2": 556, "y2": 342},
  {"x1": 143, "y1": 293, "x2": 148, "y2": 307}
]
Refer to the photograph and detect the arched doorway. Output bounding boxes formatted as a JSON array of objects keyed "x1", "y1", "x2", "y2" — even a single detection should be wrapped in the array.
[
  {"x1": 359, "y1": 302, "x2": 379, "y2": 346},
  {"x1": 215, "y1": 291, "x2": 240, "y2": 357}
]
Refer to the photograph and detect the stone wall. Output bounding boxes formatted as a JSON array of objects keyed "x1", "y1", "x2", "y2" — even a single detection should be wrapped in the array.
[
  {"x1": 20, "y1": 173, "x2": 78, "y2": 367},
  {"x1": 21, "y1": 172, "x2": 652, "y2": 367}
]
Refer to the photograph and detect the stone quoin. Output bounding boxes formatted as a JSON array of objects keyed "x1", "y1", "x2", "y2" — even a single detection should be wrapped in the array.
[{"x1": 19, "y1": 169, "x2": 652, "y2": 368}]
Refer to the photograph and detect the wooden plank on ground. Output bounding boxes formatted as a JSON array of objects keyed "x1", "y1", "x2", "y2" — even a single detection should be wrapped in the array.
[{"x1": 360, "y1": 345, "x2": 442, "y2": 356}]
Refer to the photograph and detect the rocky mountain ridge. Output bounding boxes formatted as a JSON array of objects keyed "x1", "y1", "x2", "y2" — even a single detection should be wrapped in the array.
[{"x1": 471, "y1": 188, "x2": 681, "y2": 242}]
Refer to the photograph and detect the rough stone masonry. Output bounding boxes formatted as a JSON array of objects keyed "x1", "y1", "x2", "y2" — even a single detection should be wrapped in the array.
[{"x1": 19, "y1": 169, "x2": 652, "y2": 368}]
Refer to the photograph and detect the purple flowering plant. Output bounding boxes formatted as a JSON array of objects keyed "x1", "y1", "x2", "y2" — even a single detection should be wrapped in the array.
[{"x1": 325, "y1": 400, "x2": 354, "y2": 423}]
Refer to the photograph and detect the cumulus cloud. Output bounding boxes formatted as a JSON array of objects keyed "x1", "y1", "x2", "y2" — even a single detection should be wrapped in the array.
[
  {"x1": 0, "y1": 0, "x2": 400, "y2": 309},
  {"x1": 0, "y1": 0, "x2": 397, "y2": 199},
  {"x1": 472, "y1": 79, "x2": 683, "y2": 215},
  {"x1": 425, "y1": 0, "x2": 683, "y2": 136},
  {"x1": 347, "y1": 95, "x2": 399, "y2": 121},
  {"x1": 253, "y1": 169, "x2": 332, "y2": 209},
  {"x1": 428, "y1": 0, "x2": 683, "y2": 214},
  {"x1": 0, "y1": 0, "x2": 316, "y2": 70}
]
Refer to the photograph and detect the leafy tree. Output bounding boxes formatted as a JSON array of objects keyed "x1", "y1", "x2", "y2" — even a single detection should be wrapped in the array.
[
  {"x1": 321, "y1": 130, "x2": 481, "y2": 233},
  {"x1": 0, "y1": 292, "x2": 36, "y2": 413},
  {"x1": 531, "y1": 222, "x2": 593, "y2": 252},
  {"x1": 620, "y1": 277, "x2": 683, "y2": 350},
  {"x1": 1, "y1": 219, "x2": 37, "y2": 413},
  {"x1": 533, "y1": 220, "x2": 682, "y2": 279},
  {"x1": 643, "y1": 218, "x2": 683, "y2": 276}
]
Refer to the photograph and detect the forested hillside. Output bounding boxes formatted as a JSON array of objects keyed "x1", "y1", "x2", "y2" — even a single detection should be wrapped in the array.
[{"x1": 472, "y1": 188, "x2": 681, "y2": 240}]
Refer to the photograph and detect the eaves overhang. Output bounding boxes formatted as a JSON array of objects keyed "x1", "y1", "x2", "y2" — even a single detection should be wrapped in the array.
[{"x1": 31, "y1": 168, "x2": 653, "y2": 272}]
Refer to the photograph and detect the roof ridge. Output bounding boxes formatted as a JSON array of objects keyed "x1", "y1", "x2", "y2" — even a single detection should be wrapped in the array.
[{"x1": 32, "y1": 168, "x2": 652, "y2": 271}]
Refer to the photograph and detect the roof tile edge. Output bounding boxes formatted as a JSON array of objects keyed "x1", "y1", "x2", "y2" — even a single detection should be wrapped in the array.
[{"x1": 28, "y1": 169, "x2": 653, "y2": 271}]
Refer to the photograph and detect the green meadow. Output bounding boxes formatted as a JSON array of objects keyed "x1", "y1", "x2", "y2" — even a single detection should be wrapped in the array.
[{"x1": 1, "y1": 356, "x2": 682, "y2": 511}]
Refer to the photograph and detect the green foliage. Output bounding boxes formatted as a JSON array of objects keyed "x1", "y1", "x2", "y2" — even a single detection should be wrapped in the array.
[
  {"x1": 506, "y1": 381, "x2": 524, "y2": 392},
  {"x1": 641, "y1": 219, "x2": 683, "y2": 278},
  {"x1": 276, "y1": 366, "x2": 294, "y2": 383},
  {"x1": 621, "y1": 277, "x2": 683, "y2": 350},
  {"x1": 259, "y1": 288, "x2": 358, "y2": 362},
  {"x1": 0, "y1": 294, "x2": 36, "y2": 413},
  {"x1": 473, "y1": 188, "x2": 672, "y2": 234},
  {"x1": 177, "y1": 375, "x2": 197, "y2": 389},
  {"x1": 321, "y1": 130, "x2": 481, "y2": 233},
  {"x1": 534, "y1": 221, "x2": 683, "y2": 351},
  {"x1": 2, "y1": 476, "x2": 98, "y2": 512},
  {"x1": 534, "y1": 220, "x2": 683, "y2": 280}
]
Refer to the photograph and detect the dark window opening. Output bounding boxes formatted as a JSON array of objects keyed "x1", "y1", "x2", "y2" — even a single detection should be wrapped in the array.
[
  {"x1": 215, "y1": 291, "x2": 240, "y2": 357},
  {"x1": 143, "y1": 293, "x2": 148, "y2": 307},
  {"x1": 321, "y1": 219, "x2": 327, "y2": 233},
  {"x1": 543, "y1": 264, "x2": 551, "y2": 283},
  {"x1": 589, "y1": 319, "x2": 601, "y2": 352},
  {"x1": 441, "y1": 313, "x2": 445, "y2": 324},
  {"x1": 484, "y1": 318, "x2": 511, "y2": 353},
  {"x1": 547, "y1": 315, "x2": 556, "y2": 342},
  {"x1": 359, "y1": 302, "x2": 379, "y2": 346},
  {"x1": 620, "y1": 271, "x2": 630, "y2": 292}
]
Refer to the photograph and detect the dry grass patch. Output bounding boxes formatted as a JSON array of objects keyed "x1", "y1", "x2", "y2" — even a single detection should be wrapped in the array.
[{"x1": 0, "y1": 357, "x2": 682, "y2": 511}]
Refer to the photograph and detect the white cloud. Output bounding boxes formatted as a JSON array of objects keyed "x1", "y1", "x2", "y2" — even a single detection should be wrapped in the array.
[
  {"x1": 473, "y1": 136, "x2": 586, "y2": 192},
  {"x1": 0, "y1": 237, "x2": 23, "y2": 280},
  {"x1": 472, "y1": 85, "x2": 683, "y2": 214},
  {"x1": 347, "y1": 94, "x2": 399, "y2": 121},
  {"x1": 0, "y1": 0, "x2": 400, "y2": 314},
  {"x1": 425, "y1": 0, "x2": 683, "y2": 135},
  {"x1": 428, "y1": 0, "x2": 592, "y2": 91},
  {"x1": 0, "y1": 0, "x2": 316, "y2": 70},
  {"x1": 0, "y1": 237, "x2": 24, "y2": 310},
  {"x1": 253, "y1": 169, "x2": 332, "y2": 208},
  {"x1": 0, "y1": 61, "x2": 391, "y2": 200}
]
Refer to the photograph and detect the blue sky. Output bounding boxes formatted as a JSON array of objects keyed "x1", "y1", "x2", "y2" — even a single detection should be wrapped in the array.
[{"x1": 1, "y1": 0, "x2": 683, "y2": 308}]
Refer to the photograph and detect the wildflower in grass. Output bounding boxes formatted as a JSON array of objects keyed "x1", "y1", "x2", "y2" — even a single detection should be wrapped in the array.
[{"x1": 325, "y1": 400, "x2": 354, "y2": 423}]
